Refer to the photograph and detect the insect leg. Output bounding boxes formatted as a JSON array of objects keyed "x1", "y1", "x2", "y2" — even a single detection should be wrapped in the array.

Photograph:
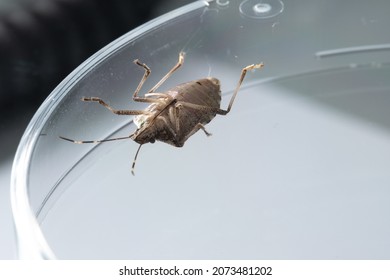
[
  {"x1": 132, "y1": 59, "x2": 174, "y2": 103},
  {"x1": 174, "y1": 101, "x2": 227, "y2": 115},
  {"x1": 173, "y1": 104, "x2": 212, "y2": 138},
  {"x1": 166, "y1": 105, "x2": 179, "y2": 133},
  {"x1": 194, "y1": 123, "x2": 212, "y2": 136},
  {"x1": 156, "y1": 116, "x2": 177, "y2": 139},
  {"x1": 132, "y1": 59, "x2": 161, "y2": 103},
  {"x1": 219, "y1": 63, "x2": 264, "y2": 115},
  {"x1": 131, "y1": 144, "x2": 143, "y2": 176},
  {"x1": 148, "y1": 52, "x2": 185, "y2": 93},
  {"x1": 81, "y1": 97, "x2": 149, "y2": 115},
  {"x1": 59, "y1": 134, "x2": 134, "y2": 144},
  {"x1": 174, "y1": 105, "x2": 180, "y2": 134},
  {"x1": 173, "y1": 63, "x2": 264, "y2": 116}
]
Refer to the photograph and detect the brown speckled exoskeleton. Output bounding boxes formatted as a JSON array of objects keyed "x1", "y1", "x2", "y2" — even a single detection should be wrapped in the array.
[{"x1": 60, "y1": 52, "x2": 264, "y2": 174}]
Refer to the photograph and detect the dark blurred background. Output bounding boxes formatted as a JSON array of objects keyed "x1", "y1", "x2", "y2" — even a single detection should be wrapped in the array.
[
  {"x1": 0, "y1": 0, "x2": 193, "y2": 159},
  {"x1": 0, "y1": 0, "x2": 193, "y2": 259}
]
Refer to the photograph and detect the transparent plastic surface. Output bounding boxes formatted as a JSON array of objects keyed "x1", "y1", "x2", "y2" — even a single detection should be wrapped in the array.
[{"x1": 11, "y1": 0, "x2": 390, "y2": 259}]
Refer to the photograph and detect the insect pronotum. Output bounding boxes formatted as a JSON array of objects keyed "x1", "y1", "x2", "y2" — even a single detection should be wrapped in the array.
[{"x1": 60, "y1": 52, "x2": 264, "y2": 175}]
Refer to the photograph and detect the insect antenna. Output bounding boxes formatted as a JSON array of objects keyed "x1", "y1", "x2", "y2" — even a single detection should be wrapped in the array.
[
  {"x1": 131, "y1": 144, "x2": 143, "y2": 176},
  {"x1": 59, "y1": 135, "x2": 133, "y2": 144},
  {"x1": 60, "y1": 135, "x2": 143, "y2": 175}
]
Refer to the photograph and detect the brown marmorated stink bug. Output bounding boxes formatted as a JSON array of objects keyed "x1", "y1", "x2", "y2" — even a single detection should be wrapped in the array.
[{"x1": 60, "y1": 52, "x2": 264, "y2": 175}]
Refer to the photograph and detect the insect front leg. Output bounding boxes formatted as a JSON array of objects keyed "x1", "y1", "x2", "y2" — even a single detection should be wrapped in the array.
[
  {"x1": 81, "y1": 97, "x2": 149, "y2": 116},
  {"x1": 132, "y1": 59, "x2": 164, "y2": 104}
]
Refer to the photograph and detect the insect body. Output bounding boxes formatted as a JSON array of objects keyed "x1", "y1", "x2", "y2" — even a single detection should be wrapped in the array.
[
  {"x1": 132, "y1": 77, "x2": 220, "y2": 147},
  {"x1": 60, "y1": 52, "x2": 263, "y2": 174}
]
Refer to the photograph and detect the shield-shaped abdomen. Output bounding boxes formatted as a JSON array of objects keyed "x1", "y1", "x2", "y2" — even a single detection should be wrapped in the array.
[{"x1": 167, "y1": 77, "x2": 221, "y2": 144}]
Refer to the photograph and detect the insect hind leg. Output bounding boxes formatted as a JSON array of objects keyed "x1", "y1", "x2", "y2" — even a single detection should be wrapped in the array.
[
  {"x1": 173, "y1": 104, "x2": 212, "y2": 140},
  {"x1": 221, "y1": 63, "x2": 264, "y2": 115},
  {"x1": 194, "y1": 123, "x2": 212, "y2": 136},
  {"x1": 169, "y1": 62, "x2": 263, "y2": 118}
]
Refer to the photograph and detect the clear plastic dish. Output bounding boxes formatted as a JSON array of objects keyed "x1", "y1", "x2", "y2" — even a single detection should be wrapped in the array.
[{"x1": 11, "y1": 0, "x2": 390, "y2": 259}]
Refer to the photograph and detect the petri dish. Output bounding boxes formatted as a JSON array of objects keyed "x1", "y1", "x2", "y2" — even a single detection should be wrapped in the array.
[{"x1": 11, "y1": 0, "x2": 390, "y2": 259}]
